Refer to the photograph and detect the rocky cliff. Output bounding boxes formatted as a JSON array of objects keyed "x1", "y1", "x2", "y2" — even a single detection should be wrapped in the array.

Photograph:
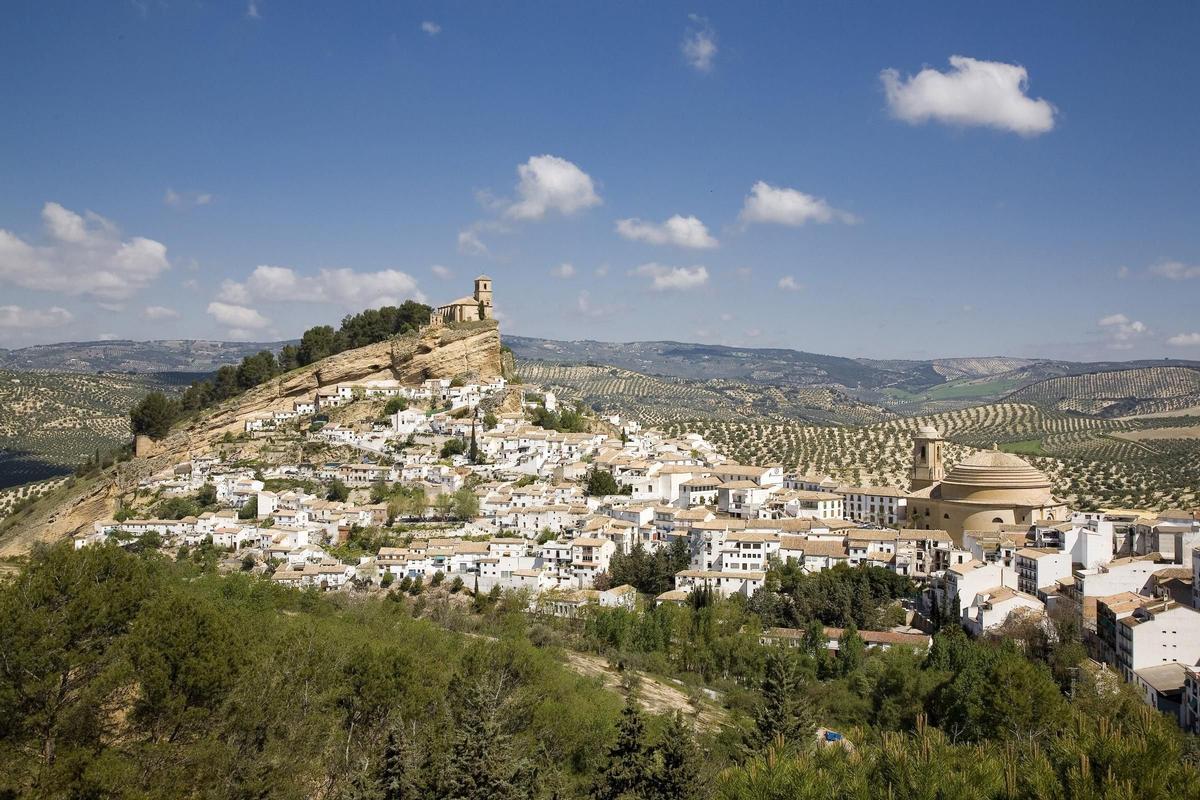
[
  {"x1": 0, "y1": 320, "x2": 502, "y2": 557},
  {"x1": 176, "y1": 319, "x2": 502, "y2": 448}
]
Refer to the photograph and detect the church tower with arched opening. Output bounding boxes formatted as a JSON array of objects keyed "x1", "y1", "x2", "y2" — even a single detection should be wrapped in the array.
[
  {"x1": 474, "y1": 274, "x2": 493, "y2": 319},
  {"x1": 910, "y1": 425, "x2": 945, "y2": 491}
]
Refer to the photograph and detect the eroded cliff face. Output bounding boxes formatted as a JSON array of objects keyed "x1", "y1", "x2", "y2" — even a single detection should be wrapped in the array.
[
  {"x1": 183, "y1": 320, "x2": 502, "y2": 446},
  {"x1": 0, "y1": 321, "x2": 502, "y2": 556}
]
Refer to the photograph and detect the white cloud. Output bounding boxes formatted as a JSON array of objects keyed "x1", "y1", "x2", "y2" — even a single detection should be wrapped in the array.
[
  {"x1": 143, "y1": 305, "x2": 180, "y2": 320},
  {"x1": 1116, "y1": 265, "x2": 1130, "y2": 279},
  {"x1": 207, "y1": 301, "x2": 269, "y2": 330},
  {"x1": 219, "y1": 265, "x2": 424, "y2": 309},
  {"x1": 246, "y1": 1, "x2": 260, "y2": 19},
  {"x1": 1097, "y1": 313, "x2": 1148, "y2": 349},
  {"x1": 216, "y1": 279, "x2": 251, "y2": 304},
  {"x1": 457, "y1": 229, "x2": 489, "y2": 256},
  {"x1": 505, "y1": 155, "x2": 601, "y2": 221},
  {"x1": 880, "y1": 55, "x2": 1057, "y2": 136},
  {"x1": 0, "y1": 305, "x2": 73, "y2": 329},
  {"x1": 681, "y1": 15, "x2": 717, "y2": 73},
  {"x1": 631, "y1": 263, "x2": 709, "y2": 291},
  {"x1": 719, "y1": 312, "x2": 733, "y2": 322},
  {"x1": 739, "y1": 182, "x2": 857, "y2": 227},
  {"x1": 778, "y1": 275, "x2": 804, "y2": 291},
  {"x1": 1167, "y1": 332, "x2": 1200, "y2": 347},
  {"x1": 551, "y1": 263, "x2": 576, "y2": 279},
  {"x1": 456, "y1": 219, "x2": 510, "y2": 256},
  {"x1": 576, "y1": 290, "x2": 620, "y2": 320},
  {"x1": 735, "y1": 266, "x2": 752, "y2": 278},
  {"x1": 164, "y1": 188, "x2": 213, "y2": 209},
  {"x1": 745, "y1": 328, "x2": 762, "y2": 338},
  {"x1": 431, "y1": 264, "x2": 452, "y2": 279},
  {"x1": 594, "y1": 264, "x2": 609, "y2": 278},
  {"x1": 615, "y1": 215, "x2": 718, "y2": 249},
  {"x1": 1149, "y1": 260, "x2": 1200, "y2": 280},
  {"x1": 0, "y1": 202, "x2": 170, "y2": 300},
  {"x1": 421, "y1": 20, "x2": 441, "y2": 36}
]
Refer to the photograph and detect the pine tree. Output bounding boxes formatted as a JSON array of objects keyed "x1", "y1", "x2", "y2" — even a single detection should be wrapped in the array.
[
  {"x1": 444, "y1": 669, "x2": 528, "y2": 800},
  {"x1": 379, "y1": 723, "x2": 422, "y2": 800},
  {"x1": 752, "y1": 649, "x2": 814, "y2": 751},
  {"x1": 649, "y1": 711, "x2": 702, "y2": 800},
  {"x1": 594, "y1": 692, "x2": 652, "y2": 800}
]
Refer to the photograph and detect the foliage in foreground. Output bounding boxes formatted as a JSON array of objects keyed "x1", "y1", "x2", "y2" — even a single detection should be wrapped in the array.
[{"x1": 0, "y1": 542, "x2": 620, "y2": 799}]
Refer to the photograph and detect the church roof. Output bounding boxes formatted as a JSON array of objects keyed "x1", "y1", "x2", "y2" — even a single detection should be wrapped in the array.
[
  {"x1": 943, "y1": 450, "x2": 1051, "y2": 490},
  {"x1": 915, "y1": 425, "x2": 943, "y2": 439},
  {"x1": 475, "y1": 274, "x2": 492, "y2": 281},
  {"x1": 935, "y1": 448, "x2": 1054, "y2": 506}
]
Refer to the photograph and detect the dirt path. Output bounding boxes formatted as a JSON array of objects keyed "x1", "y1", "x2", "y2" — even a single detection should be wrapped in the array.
[{"x1": 563, "y1": 650, "x2": 727, "y2": 731}]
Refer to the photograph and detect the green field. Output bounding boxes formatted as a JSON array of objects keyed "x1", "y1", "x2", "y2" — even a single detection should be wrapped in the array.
[
  {"x1": 998, "y1": 438, "x2": 1047, "y2": 456},
  {"x1": 923, "y1": 376, "x2": 1027, "y2": 401}
]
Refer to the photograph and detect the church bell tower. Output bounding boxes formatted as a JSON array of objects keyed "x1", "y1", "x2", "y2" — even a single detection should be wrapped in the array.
[
  {"x1": 910, "y1": 425, "x2": 945, "y2": 491},
  {"x1": 473, "y1": 274, "x2": 493, "y2": 320}
]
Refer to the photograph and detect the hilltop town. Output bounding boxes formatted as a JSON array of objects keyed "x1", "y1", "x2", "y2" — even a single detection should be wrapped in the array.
[{"x1": 36, "y1": 279, "x2": 1198, "y2": 741}]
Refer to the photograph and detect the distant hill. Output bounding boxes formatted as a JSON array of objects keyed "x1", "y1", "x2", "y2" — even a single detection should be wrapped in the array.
[
  {"x1": 0, "y1": 338, "x2": 292, "y2": 373},
  {"x1": 506, "y1": 334, "x2": 1200, "y2": 415},
  {"x1": 1005, "y1": 366, "x2": 1200, "y2": 418}
]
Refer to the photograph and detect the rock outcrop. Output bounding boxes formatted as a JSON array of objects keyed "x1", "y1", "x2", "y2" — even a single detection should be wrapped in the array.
[
  {"x1": 0, "y1": 320, "x2": 503, "y2": 556},
  {"x1": 184, "y1": 320, "x2": 502, "y2": 446}
]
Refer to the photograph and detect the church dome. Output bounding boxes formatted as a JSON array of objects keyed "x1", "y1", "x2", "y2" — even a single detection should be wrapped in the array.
[
  {"x1": 937, "y1": 449, "x2": 1053, "y2": 505},
  {"x1": 914, "y1": 425, "x2": 942, "y2": 439}
]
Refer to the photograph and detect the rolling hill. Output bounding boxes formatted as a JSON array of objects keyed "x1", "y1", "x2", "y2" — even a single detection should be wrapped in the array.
[
  {"x1": 1004, "y1": 366, "x2": 1200, "y2": 417},
  {"x1": 506, "y1": 334, "x2": 1200, "y2": 415},
  {"x1": 0, "y1": 338, "x2": 291, "y2": 372}
]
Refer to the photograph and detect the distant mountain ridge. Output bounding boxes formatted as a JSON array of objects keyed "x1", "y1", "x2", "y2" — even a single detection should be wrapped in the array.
[{"x1": 0, "y1": 338, "x2": 294, "y2": 373}]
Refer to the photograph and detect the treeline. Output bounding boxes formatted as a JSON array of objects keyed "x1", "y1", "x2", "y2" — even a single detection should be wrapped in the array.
[
  {"x1": 130, "y1": 301, "x2": 430, "y2": 440},
  {"x1": 600, "y1": 540, "x2": 691, "y2": 596},
  {"x1": 748, "y1": 561, "x2": 915, "y2": 630},
  {"x1": 0, "y1": 541, "x2": 627, "y2": 799},
  {"x1": 3, "y1": 542, "x2": 1199, "y2": 799},
  {"x1": 577, "y1": 584, "x2": 1200, "y2": 799}
]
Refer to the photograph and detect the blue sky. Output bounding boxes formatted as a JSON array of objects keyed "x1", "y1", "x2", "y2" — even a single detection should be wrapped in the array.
[{"x1": 1, "y1": 1, "x2": 1198, "y2": 360}]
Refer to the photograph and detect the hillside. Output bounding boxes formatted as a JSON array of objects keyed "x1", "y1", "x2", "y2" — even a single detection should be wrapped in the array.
[
  {"x1": 0, "y1": 370, "x2": 189, "y2": 488},
  {"x1": 507, "y1": 334, "x2": 1200, "y2": 415},
  {"x1": 666, "y1": 404, "x2": 1200, "y2": 511},
  {"x1": 517, "y1": 360, "x2": 892, "y2": 426},
  {"x1": 0, "y1": 320, "x2": 502, "y2": 557},
  {"x1": 1004, "y1": 365, "x2": 1200, "y2": 417}
]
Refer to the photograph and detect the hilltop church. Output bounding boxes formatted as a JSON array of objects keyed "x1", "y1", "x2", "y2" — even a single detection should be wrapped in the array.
[
  {"x1": 430, "y1": 275, "x2": 494, "y2": 325},
  {"x1": 905, "y1": 425, "x2": 1069, "y2": 539}
]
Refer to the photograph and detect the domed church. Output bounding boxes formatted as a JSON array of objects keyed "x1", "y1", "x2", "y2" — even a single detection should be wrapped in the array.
[{"x1": 906, "y1": 426, "x2": 1068, "y2": 539}]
